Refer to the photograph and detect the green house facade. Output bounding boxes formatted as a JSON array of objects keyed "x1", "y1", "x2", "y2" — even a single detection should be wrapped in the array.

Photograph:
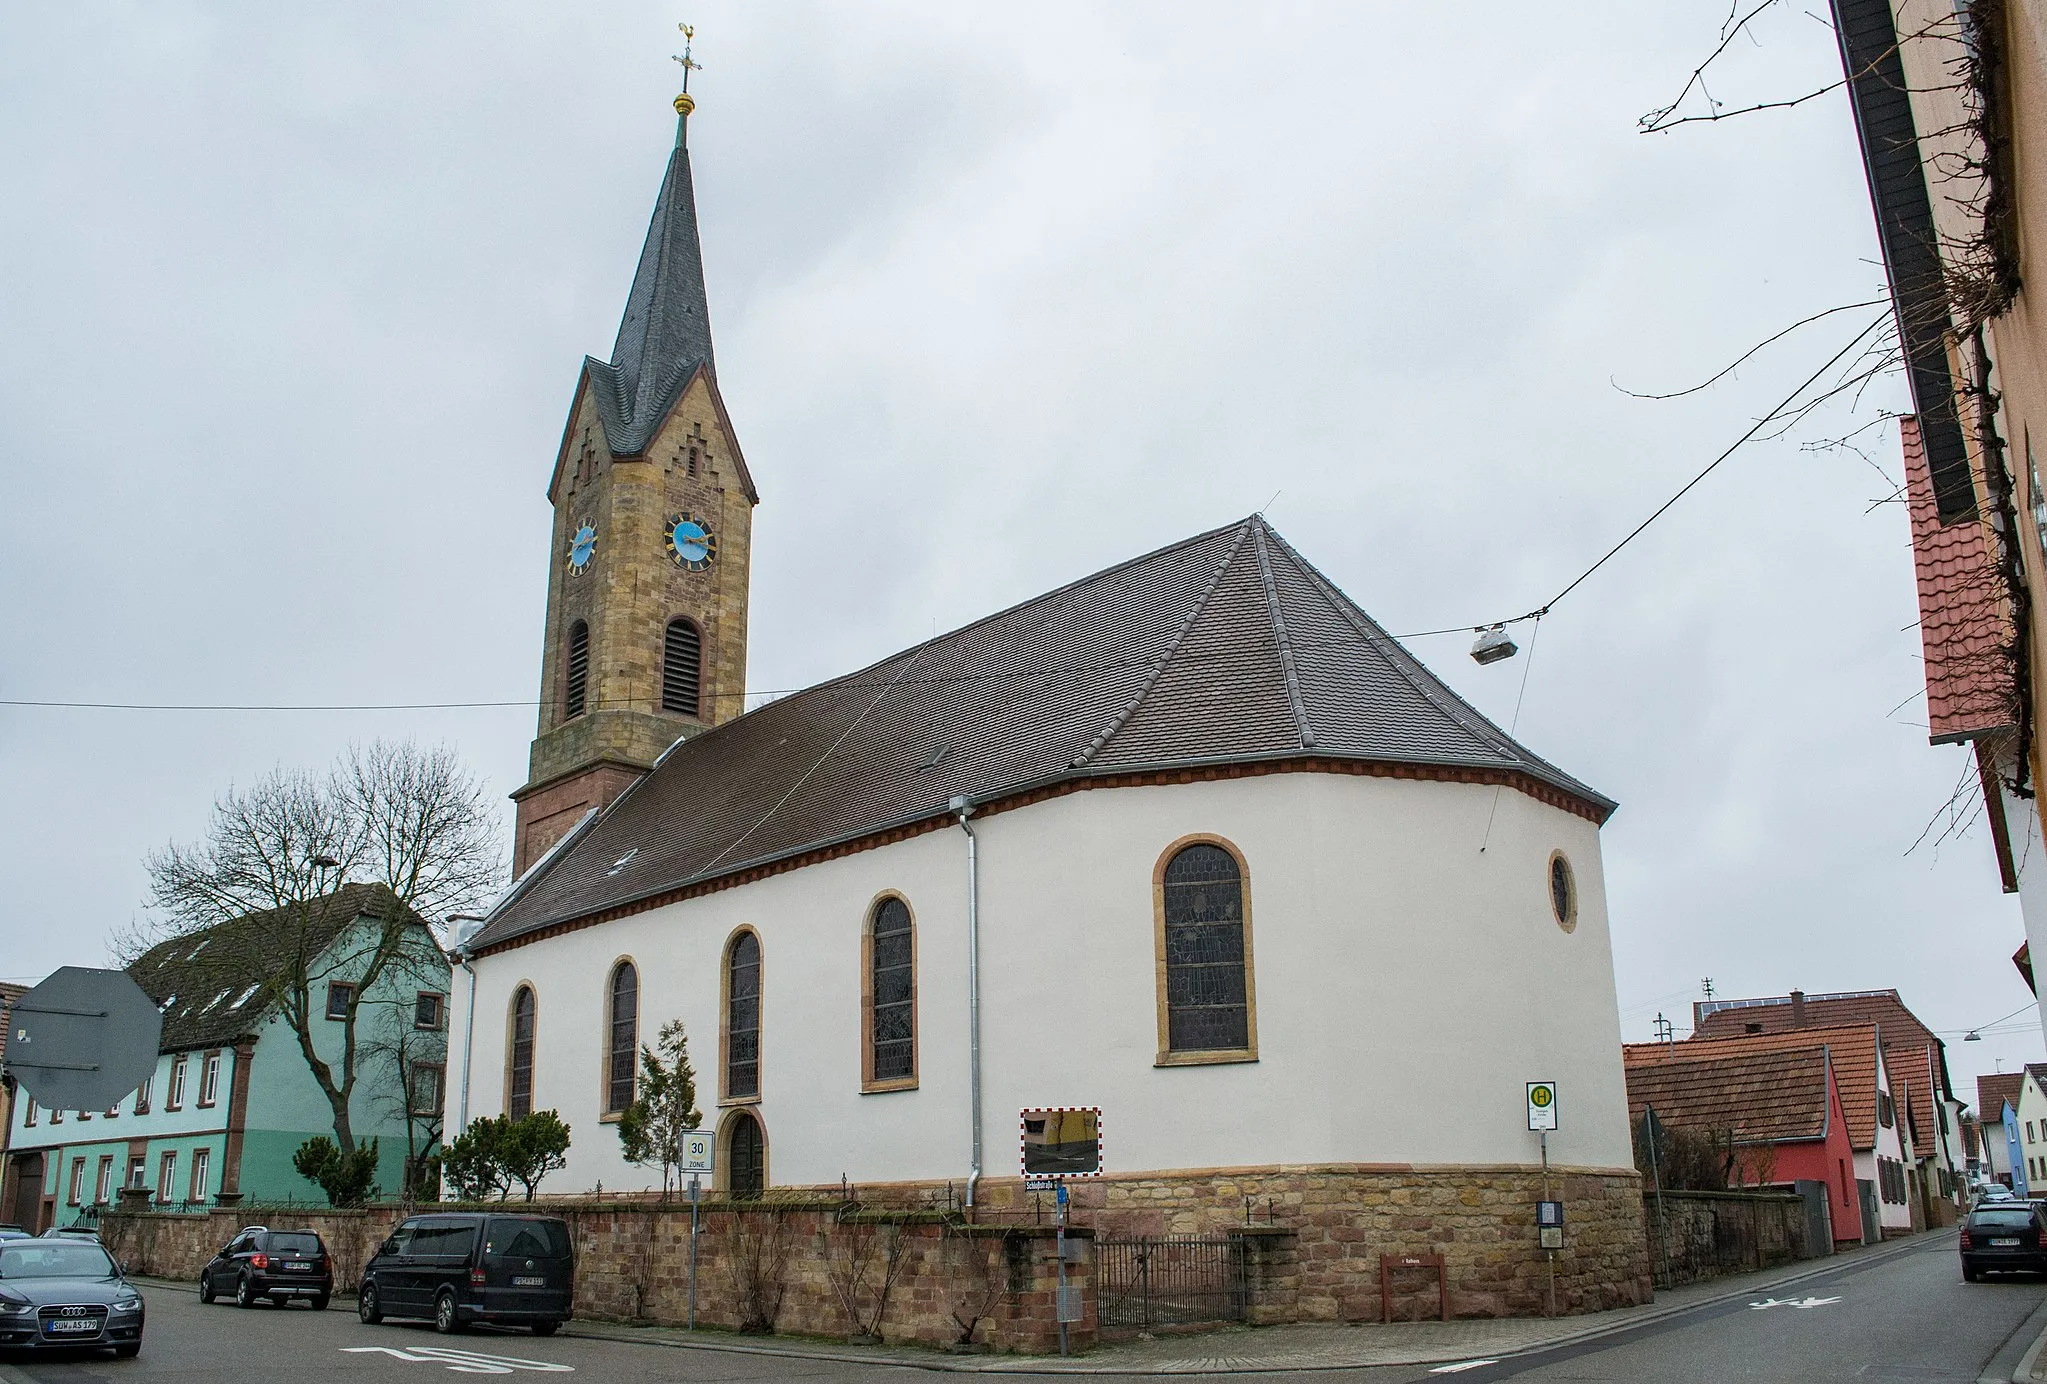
[{"x1": 0, "y1": 885, "x2": 449, "y2": 1229}]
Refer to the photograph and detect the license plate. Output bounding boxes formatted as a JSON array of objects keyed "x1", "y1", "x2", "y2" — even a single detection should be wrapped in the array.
[
  {"x1": 45, "y1": 1318, "x2": 101, "y2": 1334},
  {"x1": 1993, "y1": 1237, "x2": 2022, "y2": 1246},
  {"x1": 285, "y1": 1261, "x2": 311, "y2": 1270},
  {"x1": 512, "y1": 1276, "x2": 545, "y2": 1287}
]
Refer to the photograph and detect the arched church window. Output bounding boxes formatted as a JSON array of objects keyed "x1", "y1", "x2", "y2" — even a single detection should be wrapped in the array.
[
  {"x1": 508, "y1": 985, "x2": 537, "y2": 1119},
  {"x1": 605, "y1": 961, "x2": 638, "y2": 1115},
  {"x1": 1156, "y1": 840, "x2": 1257, "y2": 1061},
  {"x1": 865, "y1": 897, "x2": 915, "y2": 1088},
  {"x1": 663, "y1": 619, "x2": 702, "y2": 717},
  {"x1": 565, "y1": 621, "x2": 590, "y2": 719},
  {"x1": 725, "y1": 930, "x2": 761, "y2": 1100},
  {"x1": 725, "y1": 1110, "x2": 765, "y2": 1199}
]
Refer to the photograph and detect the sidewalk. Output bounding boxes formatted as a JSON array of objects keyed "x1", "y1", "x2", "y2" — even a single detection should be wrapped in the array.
[{"x1": 557, "y1": 1236, "x2": 1937, "y2": 1373}]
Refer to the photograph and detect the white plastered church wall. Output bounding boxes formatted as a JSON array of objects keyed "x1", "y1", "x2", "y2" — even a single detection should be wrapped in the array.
[{"x1": 454, "y1": 771, "x2": 1632, "y2": 1196}]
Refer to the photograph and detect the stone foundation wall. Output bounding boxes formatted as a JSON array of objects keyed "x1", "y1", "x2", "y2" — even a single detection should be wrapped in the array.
[
  {"x1": 1641, "y1": 1189, "x2": 1811, "y2": 1288},
  {"x1": 98, "y1": 1201, "x2": 1091, "y2": 1354}
]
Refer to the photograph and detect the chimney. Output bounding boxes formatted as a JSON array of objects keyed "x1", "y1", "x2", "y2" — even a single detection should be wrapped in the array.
[{"x1": 1790, "y1": 990, "x2": 1807, "y2": 1028}]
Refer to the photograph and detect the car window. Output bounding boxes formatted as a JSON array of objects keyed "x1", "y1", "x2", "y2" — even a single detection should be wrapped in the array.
[
  {"x1": 383, "y1": 1227, "x2": 414, "y2": 1254},
  {"x1": 443, "y1": 1226, "x2": 477, "y2": 1259},
  {"x1": 269, "y1": 1233, "x2": 321, "y2": 1255},
  {"x1": 485, "y1": 1219, "x2": 570, "y2": 1259},
  {"x1": 1971, "y1": 1209, "x2": 2038, "y2": 1228},
  {"x1": 0, "y1": 1243, "x2": 117, "y2": 1279}
]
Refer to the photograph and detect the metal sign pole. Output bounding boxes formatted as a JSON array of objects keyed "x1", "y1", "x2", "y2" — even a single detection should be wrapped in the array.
[
  {"x1": 1541, "y1": 1131, "x2": 1556, "y2": 1318},
  {"x1": 1056, "y1": 1185, "x2": 1069, "y2": 1358},
  {"x1": 689, "y1": 1175, "x2": 700, "y2": 1332}
]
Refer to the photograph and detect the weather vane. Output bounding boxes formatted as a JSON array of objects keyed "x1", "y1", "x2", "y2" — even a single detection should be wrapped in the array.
[{"x1": 672, "y1": 22, "x2": 701, "y2": 95}]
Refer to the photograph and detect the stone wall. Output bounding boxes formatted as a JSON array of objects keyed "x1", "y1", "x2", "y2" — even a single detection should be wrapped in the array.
[
  {"x1": 1641, "y1": 1190, "x2": 1811, "y2": 1288},
  {"x1": 98, "y1": 1200, "x2": 1090, "y2": 1354}
]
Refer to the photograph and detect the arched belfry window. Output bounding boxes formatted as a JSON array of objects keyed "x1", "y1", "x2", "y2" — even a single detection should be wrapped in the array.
[
  {"x1": 1155, "y1": 839, "x2": 1257, "y2": 1063},
  {"x1": 725, "y1": 1110, "x2": 765, "y2": 1199},
  {"x1": 605, "y1": 961, "x2": 638, "y2": 1115},
  {"x1": 663, "y1": 619, "x2": 701, "y2": 717},
  {"x1": 865, "y1": 897, "x2": 915, "y2": 1089},
  {"x1": 508, "y1": 985, "x2": 537, "y2": 1119},
  {"x1": 724, "y1": 931, "x2": 761, "y2": 1100},
  {"x1": 564, "y1": 621, "x2": 590, "y2": 719}
]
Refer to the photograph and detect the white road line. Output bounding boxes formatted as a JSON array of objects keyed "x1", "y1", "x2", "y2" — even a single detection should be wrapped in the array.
[
  {"x1": 1428, "y1": 1362, "x2": 1499, "y2": 1375},
  {"x1": 341, "y1": 1346, "x2": 575, "y2": 1374}
]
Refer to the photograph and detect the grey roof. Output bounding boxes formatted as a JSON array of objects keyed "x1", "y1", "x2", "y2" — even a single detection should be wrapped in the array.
[
  {"x1": 586, "y1": 114, "x2": 717, "y2": 458},
  {"x1": 475, "y1": 516, "x2": 1614, "y2": 951},
  {"x1": 128, "y1": 883, "x2": 420, "y2": 1052}
]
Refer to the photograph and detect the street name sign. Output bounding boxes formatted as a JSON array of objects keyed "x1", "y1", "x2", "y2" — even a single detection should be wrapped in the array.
[{"x1": 8, "y1": 967, "x2": 162, "y2": 1112}]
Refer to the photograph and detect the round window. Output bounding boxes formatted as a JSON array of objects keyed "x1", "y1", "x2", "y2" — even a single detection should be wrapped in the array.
[{"x1": 1548, "y1": 852, "x2": 1577, "y2": 933}]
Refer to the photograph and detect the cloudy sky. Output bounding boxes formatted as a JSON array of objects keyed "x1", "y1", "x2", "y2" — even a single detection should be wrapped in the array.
[{"x1": 3, "y1": 3, "x2": 2037, "y2": 1100}]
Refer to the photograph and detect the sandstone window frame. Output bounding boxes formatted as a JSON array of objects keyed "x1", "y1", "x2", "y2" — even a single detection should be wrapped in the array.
[
  {"x1": 602, "y1": 957, "x2": 640, "y2": 1120},
  {"x1": 1548, "y1": 850, "x2": 1578, "y2": 933},
  {"x1": 862, "y1": 892, "x2": 918, "y2": 1093},
  {"x1": 721, "y1": 927, "x2": 763, "y2": 1105},
  {"x1": 662, "y1": 617, "x2": 703, "y2": 719},
  {"x1": 718, "y1": 1106, "x2": 768, "y2": 1199},
  {"x1": 1153, "y1": 833, "x2": 1259, "y2": 1067},
  {"x1": 507, "y1": 983, "x2": 539, "y2": 1120}
]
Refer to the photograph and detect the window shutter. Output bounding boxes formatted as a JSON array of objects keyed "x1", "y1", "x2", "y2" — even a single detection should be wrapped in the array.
[
  {"x1": 565, "y1": 622, "x2": 590, "y2": 718},
  {"x1": 663, "y1": 620, "x2": 701, "y2": 716}
]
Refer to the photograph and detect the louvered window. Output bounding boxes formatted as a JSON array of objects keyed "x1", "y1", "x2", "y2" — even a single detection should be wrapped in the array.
[
  {"x1": 565, "y1": 621, "x2": 590, "y2": 719},
  {"x1": 1162, "y1": 844, "x2": 1250, "y2": 1052},
  {"x1": 606, "y1": 961, "x2": 638, "y2": 1114},
  {"x1": 870, "y1": 899, "x2": 914, "y2": 1083},
  {"x1": 509, "y1": 985, "x2": 537, "y2": 1119},
  {"x1": 726, "y1": 932, "x2": 761, "y2": 1099},
  {"x1": 663, "y1": 619, "x2": 701, "y2": 717}
]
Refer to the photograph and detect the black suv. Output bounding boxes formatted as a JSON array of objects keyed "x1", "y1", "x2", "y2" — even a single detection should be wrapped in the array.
[
  {"x1": 1962, "y1": 1202, "x2": 2047, "y2": 1280},
  {"x1": 358, "y1": 1213, "x2": 573, "y2": 1335},
  {"x1": 200, "y1": 1227, "x2": 333, "y2": 1308}
]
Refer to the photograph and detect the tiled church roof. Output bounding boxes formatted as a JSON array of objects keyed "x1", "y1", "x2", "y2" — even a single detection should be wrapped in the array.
[{"x1": 474, "y1": 515, "x2": 1614, "y2": 952}]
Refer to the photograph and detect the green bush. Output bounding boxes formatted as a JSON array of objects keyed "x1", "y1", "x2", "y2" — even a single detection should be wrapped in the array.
[
  {"x1": 441, "y1": 1111, "x2": 571, "y2": 1203},
  {"x1": 292, "y1": 1136, "x2": 381, "y2": 1207}
]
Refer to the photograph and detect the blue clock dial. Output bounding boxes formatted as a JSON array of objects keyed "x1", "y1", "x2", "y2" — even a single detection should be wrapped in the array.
[
  {"x1": 566, "y1": 522, "x2": 597, "y2": 574},
  {"x1": 663, "y1": 513, "x2": 717, "y2": 571}
]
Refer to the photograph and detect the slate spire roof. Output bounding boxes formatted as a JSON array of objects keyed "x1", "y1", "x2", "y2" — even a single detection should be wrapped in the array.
[
  {"x1": 585, "y1": 109, "x2": 717, "y2": 458},
  {"x1": 475, "y1": 516, "x2": 1614, "y2": 952}
]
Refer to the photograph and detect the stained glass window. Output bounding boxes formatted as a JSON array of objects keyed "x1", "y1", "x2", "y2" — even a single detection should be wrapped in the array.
[
  {"x1": 871, "y1": 899, "x2": 914, "y2": 1082},
  {"x1": 727, "y1": 932, "x2": 761, "y2": 1099},
  {"x1": 607, "y1": 962, "x2": 638, "y2": 1114},
  {"x1": 1162, "y1": 844, "x2": 1249, "y2": 1052},
  {"x1": 509, "y1": 986, "x2": 537, "y2": 1119}
]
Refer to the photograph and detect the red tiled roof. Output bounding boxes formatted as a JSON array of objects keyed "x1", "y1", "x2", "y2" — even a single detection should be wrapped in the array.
[
  {"x1": 1624, "y1": 1046, "x2": 1831, "y2": 1144},
  {"x1": 1901, "y1": 413, "x2": 2016, "y2": 743},
  {"x1": 1980, "y1": 1071, "x2": 2024, "y2": 1122},
  {"x1": 1627, "y1": 1022, "x2": 1886, "y2": 1151}
]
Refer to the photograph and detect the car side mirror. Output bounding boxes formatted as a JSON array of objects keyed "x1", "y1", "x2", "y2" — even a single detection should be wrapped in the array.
[
  {"x1": 381, "y1": 1238, "x2": 400, "y2": 1256},
  {"x1": 117, "y1": 1260, "x2": 129, "y2": 1276}
]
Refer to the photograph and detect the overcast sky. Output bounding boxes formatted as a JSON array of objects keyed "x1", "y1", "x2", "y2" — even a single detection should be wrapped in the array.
[{"x1": 3, "y1": 3, "x2": 2037, "y2": 1104}]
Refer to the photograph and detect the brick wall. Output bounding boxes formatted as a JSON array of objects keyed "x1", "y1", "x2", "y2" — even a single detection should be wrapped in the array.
[{"x1": 1641, "y1": 1189, "x2": 1812, "y2": 1288}]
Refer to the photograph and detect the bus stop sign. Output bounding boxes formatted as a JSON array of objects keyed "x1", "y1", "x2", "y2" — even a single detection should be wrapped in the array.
[{"x1": 7, "y1": 968, "x2": 162, "y2": 1112}]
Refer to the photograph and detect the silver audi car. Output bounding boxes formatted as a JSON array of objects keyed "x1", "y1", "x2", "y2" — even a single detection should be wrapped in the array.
[{"x1": 0, "y1": 1237, "x2": 145, "y2": 1357}]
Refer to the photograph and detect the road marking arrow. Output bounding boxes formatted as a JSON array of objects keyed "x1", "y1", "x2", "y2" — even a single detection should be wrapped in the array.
[
  {"x1": 1747, "y1": 1294, "x2": 1841, "y2": 1311},
  {"x1": 341, "y1": 1347, "x2": 574, "y2": 1375}
]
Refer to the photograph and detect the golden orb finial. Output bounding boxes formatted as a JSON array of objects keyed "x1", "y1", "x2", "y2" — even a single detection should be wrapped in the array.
[{"x1": 672, "y1": 22, "x2": 701, "y2": 115}]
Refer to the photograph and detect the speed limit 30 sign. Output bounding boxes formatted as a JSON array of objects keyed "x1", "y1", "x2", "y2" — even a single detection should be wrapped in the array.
[{"x1": 1526, "y1": 1081, "x2": 1558, "y2": 1132}]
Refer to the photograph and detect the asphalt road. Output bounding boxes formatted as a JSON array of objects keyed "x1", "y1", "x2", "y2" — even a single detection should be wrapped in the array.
[{"x1": 0, "y1": 1233, "x2": 2038, "y2": 1384}]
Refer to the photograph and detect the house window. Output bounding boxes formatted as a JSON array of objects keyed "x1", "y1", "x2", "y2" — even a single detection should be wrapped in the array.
[
  {"x1": 326, "y1": 982, "x2": 356, "y2": 1021},
  {"x1": 725, "y1": 931, "x2": 761, "y2": 1101},
  {"x1": 21, "y1": 1098, "x2": 34, "y2": 1127},
  {"x1": 167, "y1": 1056, "x2": 188, "y2": 1109},
  {"x1": 157, "y1": 1152, "x2": 178, "y2": 1205},
  {"x1": 415, "y1": 992, "x2": 445, "y2": 1031},
  {"x1": 190, "y1": 1148, "x2": 211, "y2": 1204},
  {"x1": 68, "y1": 1159, "x2": 86, "y2": 1206},
  {"x1": 726, "y1": 1110, "x2": 765, "y2": 1199},
  {"x1": 865, "y1": 897, "x2": 915, "y2": 1088},
  {"x1": 1880, "y1": 1092, "x2": 1895, "y2": 1129},
  {"x1": 95, "y1": 1157, "x2": 114, "y2": 1205},
  {"x1": 565, "y1": 621, "x2": 590, "y2": 719},
  {"x1": 508, "y1": 985, "x2": 537, "y2": 1120},
  {"x1": 127, "y1": 1157, "x2": 145, "y2": 1191},
  {"x1": 198, "y1": 1052, "x2": 221, "y2": 1107},
  {"x1": 1155, "y1": 839, "x2": 1256, "y2": 1060},
  {"x1": 606, "y1": 961, "x2": 639, "y2": 1115},
  {"x1": 134, "y1": 1075, "x2": 152, "y2": 1114},
  {"x1": 411, "y1": 1063, "x2": 445, "y2": 1117},
  {"x1": 662, "y1": 619, "x2": 702, "y2": 717},
  {"x1": 49, "y1": 1108, "x2": 62, "y2": 1124}
]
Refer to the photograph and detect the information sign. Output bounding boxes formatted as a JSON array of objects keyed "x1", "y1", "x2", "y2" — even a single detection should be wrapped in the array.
[
  {"x1": 680, "y1": 1128, "x2": 715, "y2": 1174},
  {"x1": 1526, "y1": 1081, "x2": 1558, "y2": 1132}
]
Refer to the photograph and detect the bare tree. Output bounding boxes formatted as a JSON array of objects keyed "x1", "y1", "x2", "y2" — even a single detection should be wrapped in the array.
[
  {"x1": 363, "y1": 1009, "x2": 447, "y2": 1208},
  {"x1": 140, "y1": 740, "x2": 500, "y2": 1155}
]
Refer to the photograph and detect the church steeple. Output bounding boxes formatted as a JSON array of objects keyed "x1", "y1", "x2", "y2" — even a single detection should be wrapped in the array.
[{"x1": 511, "y1": 71, "x2": 759, "y2": 877}]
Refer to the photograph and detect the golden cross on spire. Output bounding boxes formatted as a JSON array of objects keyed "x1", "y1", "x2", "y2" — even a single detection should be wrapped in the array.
[{"x1": 672, "y1": 23, "x2": 701, "y2": 94}]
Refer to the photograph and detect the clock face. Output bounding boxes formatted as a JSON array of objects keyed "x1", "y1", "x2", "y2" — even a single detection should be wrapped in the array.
[
  {"x1": 663, "y1": 513, "x2": 717, "y2": 571},
  {"x1": 566, "y1": 522, "x2": 597, "y2": 575}
]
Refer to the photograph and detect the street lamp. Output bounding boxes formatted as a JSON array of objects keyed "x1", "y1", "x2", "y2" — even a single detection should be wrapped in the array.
[{"x1": 1470, "y1": 624, "x2": 1517, "y2": 665}]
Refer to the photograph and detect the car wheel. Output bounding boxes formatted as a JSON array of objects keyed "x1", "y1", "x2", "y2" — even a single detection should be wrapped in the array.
[
  {"x1": 433, "y1": 1290, "x2": 464, "y2": 1335},
  {"x1": 310, "y1": 1293, "x2": 330, "y2": 1311},
  {"x1": 358, "y1": 1282, "x2": 383, "y2": 1324},
  {"x1": 198, "y1": 1270, "x2": 216, "y2": 1304},
  {"x1": 235, "y1": 1274, "x2": 255, "y2": 1308},
  {"x1": 531, "y1": 1320, "x2": 559, "y2": 1337},
  {"x1": 113, "y1": 1342, "x2": 141, "y2": 1359}
]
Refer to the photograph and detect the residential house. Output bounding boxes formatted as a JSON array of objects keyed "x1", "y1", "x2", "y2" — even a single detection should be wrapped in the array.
[
  {"x1": 1829, "y1": 0, "x2": 2047, "y2": 1049},
  {"x1": 1631, "y1": 1022, "x2": 1915, "y2": 1235},
  {"x1": 1622, "y1": 1041, "x2": 1864, "y2": 1246},
  {"x1": 1979, "y1": 1071, "x2": 2026, "y2": 1187},
  {"x1": 2010, "y1": 1065, "x2": 2047, "y2": 1193},
  {"x1": 0, "y1": 982, "x2": 27, "y2": 1207},
  {"x1": 1692, "y1": 989, "x2": 1966, "y2": 1222},
  {"x1": 0, "y1": 885, "x2": 448, "y2": 1230}
]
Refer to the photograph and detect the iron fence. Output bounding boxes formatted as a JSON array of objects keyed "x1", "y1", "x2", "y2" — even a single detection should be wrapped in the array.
[{"x1": 1096, "y1": 1235, "x2": 1247, "y2": 1328}]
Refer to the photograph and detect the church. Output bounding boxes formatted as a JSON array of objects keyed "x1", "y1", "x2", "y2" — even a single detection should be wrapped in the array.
[{"x1": 453, "y1": 86, "x2": 1652, "y2": 1318}]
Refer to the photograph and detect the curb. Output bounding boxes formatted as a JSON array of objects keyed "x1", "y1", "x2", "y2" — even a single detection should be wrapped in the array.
[{"x1": 1982, "y1": 1293, "x2": 2047, "y2": 1384}]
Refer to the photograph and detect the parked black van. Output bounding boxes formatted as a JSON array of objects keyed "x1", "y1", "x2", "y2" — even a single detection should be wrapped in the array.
[{"x1": 357, "y1": 1213, "x2": 573, "y2": 1335}]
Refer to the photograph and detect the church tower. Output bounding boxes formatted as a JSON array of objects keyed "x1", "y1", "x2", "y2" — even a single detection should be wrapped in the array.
[{"x1": 511, "y1": 85, "x2": 757, "y2": 876}]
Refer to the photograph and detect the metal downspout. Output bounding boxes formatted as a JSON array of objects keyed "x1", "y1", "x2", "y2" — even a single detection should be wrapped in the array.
[
  {"x1": 457, "y1": 952, "x2": 478, "y2": 1133},
  {"x1": 951, "y1": 796, "x2": 982, "y2": 1212}
]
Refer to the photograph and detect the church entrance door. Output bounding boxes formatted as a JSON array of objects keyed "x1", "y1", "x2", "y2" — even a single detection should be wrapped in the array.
[{"x1": 727, "y1": 1113, "x2": 764, "y2": 1199}]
